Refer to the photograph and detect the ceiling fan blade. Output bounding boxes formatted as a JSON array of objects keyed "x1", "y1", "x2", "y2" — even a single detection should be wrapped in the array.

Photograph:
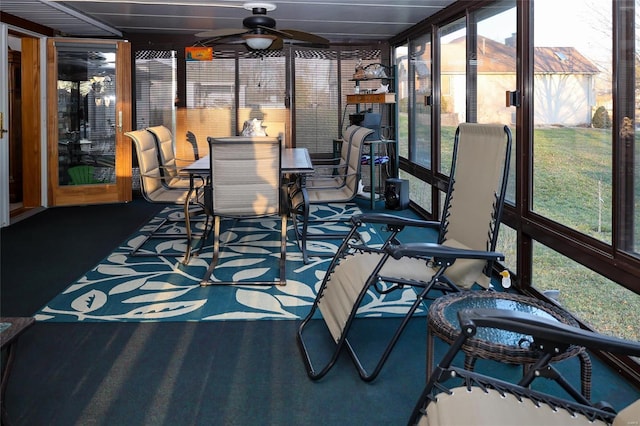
[
  {"x1": 269, "y1": 37, "x2": 284, "y2": 50},
  {"x1": 195, "y1": 28, "x2": 249, "y2": 38},
  {"x1": 257, "y1": 26, "x2": 294, "y2": 39},
  {"x1": 279, "y1": 29, "x2": 330, "y2": 45}
]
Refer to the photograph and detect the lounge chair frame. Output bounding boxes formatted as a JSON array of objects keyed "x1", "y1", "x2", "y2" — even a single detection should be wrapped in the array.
[{"x1": 297, "y1": 123, "x2": 512, "y2": 381}]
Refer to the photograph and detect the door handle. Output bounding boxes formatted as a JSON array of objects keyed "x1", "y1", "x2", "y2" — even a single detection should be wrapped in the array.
[{"x1": 0, "y1": 112, "x2": 8, "y2": 137}]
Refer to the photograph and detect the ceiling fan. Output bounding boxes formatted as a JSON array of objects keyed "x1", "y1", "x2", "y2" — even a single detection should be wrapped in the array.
[{"x1": 195, "y1": 2, "x2": 330, "y2": 50}]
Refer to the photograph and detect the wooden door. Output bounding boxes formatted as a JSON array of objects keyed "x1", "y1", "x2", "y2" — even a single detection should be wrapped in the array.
[{"x1": 47, "y1": 38, "x2": 132, "y2": 206}]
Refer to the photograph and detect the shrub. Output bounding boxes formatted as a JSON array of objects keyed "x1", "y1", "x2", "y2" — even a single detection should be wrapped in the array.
[{"x1": 592, "y1": 106, "x2": 611, "y2": 129}]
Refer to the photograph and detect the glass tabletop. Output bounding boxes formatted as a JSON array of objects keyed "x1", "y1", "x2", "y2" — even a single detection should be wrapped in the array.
[{"x1": 442, "y1": 294, "x2": 560, "y2": 349}]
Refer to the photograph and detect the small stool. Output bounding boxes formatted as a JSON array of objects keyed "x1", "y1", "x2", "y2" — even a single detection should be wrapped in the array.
[
  {"x1": 1, "y1": 317, "x2": 35, "y2": 425},
  {"x1": 427, "y1": 291, "x2": 592, "y2": 400}
]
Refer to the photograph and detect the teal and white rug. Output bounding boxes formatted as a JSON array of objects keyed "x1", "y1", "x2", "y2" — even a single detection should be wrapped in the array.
[{"x1": 35, "y1": 203, "x2": 425, "y2": 323}]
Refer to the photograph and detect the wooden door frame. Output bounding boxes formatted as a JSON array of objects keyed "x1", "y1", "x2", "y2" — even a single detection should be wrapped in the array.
[
  {"x1": 0, "y1": 26, "x2": 43, "y2": 227},
  {"x1": 46, "y1": 38, "x2": 132, "y2": 206}
]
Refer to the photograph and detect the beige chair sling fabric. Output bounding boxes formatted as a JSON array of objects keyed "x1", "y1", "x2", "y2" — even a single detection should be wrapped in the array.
[
  {"x1": 125, "y1": 129, "x2": 196, "y2": 204},
  {"x1": 421, "y1": 390, "x2": 639, "y2": 426},
  {"x1": 421, "y1": 386, "x2": 611, "y2": 426},
  {"x1": 210, "y1": 137, "x2": 281, "y2": 216},
  {"x1": 147, "y1": 125, "x2": 193, "y2": 189},
  {"x1": 319, "y1": 124, "x2": 510, "y2": 342},
  {"x1": 304, "y1": 125, "x2": 373, "y2": 203},
  {"x1": 201, "y1": 136, "x2": 286, "y2": 286}
]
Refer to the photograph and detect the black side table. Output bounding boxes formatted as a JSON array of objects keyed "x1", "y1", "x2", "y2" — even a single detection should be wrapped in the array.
[{"x1": 1, "y1": 317, "x2": 35, "y2": 425}]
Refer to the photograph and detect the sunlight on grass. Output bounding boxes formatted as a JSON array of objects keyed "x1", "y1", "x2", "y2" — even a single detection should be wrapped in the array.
[
  {"x1": 532, "y1": 242, "x2": 640, "y2": 341},
  {"x1": 533, "y1": 127, "x2": 613, "y2": 242}
]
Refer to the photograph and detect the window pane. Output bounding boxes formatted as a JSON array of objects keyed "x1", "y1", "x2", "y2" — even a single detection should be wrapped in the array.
[
  {"x1": 532, "y1": 0, "x2": 613, "y2": 243},
  {"x1": 400, "y1": 170, "x2": 431, "y2": 215},
  {"x1": 634, "y1": 0, "x2": 640, "y2": 253},
  {"x1": 495, "y1": 224, "x2": 517, "y2": 276},
  {"x1": 395, "y1": 44, "x2": 409, "y2": 160},
  {"x1": 186, "y1": 54, "x2": 236, "y2": 137},
  {"x1": 476, "y1": 1, "x2": 517, "y2": 202},
  {"x1": 413, "y1": 34, "x2": 432, "y2": 168},
  {"x1": 135, "y1": 50, "x2": 175, "y2": 130},
  {"x1": 239, "y1": 54, "x2": 286, "y2": 138},
  {"x1": 57, "y1": 44, "x2": 118, "y2": 185},
  {"x1": 440, "y1": 18, "x2": 466, "y2": 175},
  {"x1": 296, "y1": 50, "x2": 339, "y2": 154},
  {"x1": 532, "y1": 241, "x2": 640, "y2": 341}
]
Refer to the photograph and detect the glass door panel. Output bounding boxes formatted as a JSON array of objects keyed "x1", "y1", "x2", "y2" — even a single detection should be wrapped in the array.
[
  {"x1": 48, "y1": 39, "x2": 132, "y2": 206},
  {"x1": 57, "y1": 43, "x2": 116, "y2": 185}
]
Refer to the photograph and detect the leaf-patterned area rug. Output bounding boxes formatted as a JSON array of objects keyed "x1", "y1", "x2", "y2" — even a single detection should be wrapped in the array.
[{"x1": 35, "y1": 203, "x2": 426, "y2": 323}]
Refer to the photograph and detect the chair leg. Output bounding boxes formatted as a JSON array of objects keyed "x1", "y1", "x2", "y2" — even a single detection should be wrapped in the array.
[
  {"x1": 200, "y1": 216, "x2": 222, "y2": 286},
  {"x1": 298, "y1": 250, "x2": 439, "y2": 382},
  {"x1": 279, "y1": 214, "x2": 287, "y2": 286},
  {"x1": 201, "y1": 215, "x2": 287, "y2": 287}
]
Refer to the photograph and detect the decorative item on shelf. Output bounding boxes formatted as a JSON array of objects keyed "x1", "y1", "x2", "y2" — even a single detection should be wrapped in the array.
[
  {"x1": 241, "y1": 118, "x2": 268, "y2": 136},
  {"x1": 373, "y1": 84, "x2": 389, "y2": 94},
  {"x1": 353, "y1": 59, "x2": 366, "y2": 80},
  {"x1": 364, "y1": 63, "x2": 388, "y2": 79}
]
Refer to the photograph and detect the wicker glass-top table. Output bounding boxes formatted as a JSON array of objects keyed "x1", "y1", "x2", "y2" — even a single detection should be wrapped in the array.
[{"x1": 427, "y1": 291, "x2": 592, "y2": 400}]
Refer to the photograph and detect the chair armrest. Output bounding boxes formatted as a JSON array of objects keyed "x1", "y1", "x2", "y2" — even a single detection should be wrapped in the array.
[
  {"x1": 351, "y1": 213, "x2": 441, "y2": 230},
  {"x1": 385, "y1": 242, "x2": 504, "y2": 263},
  {"x1": 458, "y1": 308, "x2": 640, "y2": 357}
]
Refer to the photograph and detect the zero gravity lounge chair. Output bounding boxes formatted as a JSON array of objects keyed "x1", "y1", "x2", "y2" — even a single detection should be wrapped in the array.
[
  {"x1": 297, "y1": 123, "x2": 512, "y2": 381},
  {"x1": 408, "y1": 308, "x2": 640, "y2": 426}
]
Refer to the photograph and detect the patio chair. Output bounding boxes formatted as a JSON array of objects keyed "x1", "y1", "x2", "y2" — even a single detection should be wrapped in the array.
[
  {"x1": 200, "y1": 136, "x2": 287, "y2": 286},
  {"x1": 289, "y1": 125, "x2": 374, "y2": 263},
  {"x1": 186, "y1": 131, "x2": 201, "y2": 161},
  {"x1": 125, "y1": 129, "x2": 206, "y2": 258},
  {"x1": 147, "y1": 125, "x2": 199, "y2": 189},
  {"x1": 297, "y1": 123, "x2": 512, "y2": 381},
  {"x1": 408, "y1": 308, "x2": 640, "y2": 426},
  {"x1": 68, "y1": 165, "x2": 103, "y2": 185}
]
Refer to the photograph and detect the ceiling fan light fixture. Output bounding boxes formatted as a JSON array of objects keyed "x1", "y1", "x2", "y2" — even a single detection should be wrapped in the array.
[{"x1": 243, "y1": 33, "x2": 277, "y2": 50}]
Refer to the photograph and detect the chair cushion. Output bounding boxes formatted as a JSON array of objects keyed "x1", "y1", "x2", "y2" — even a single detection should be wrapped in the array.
[
  {"x1": 613, "y1": 398, "x2": 640, "y2": 426},
  {"x1": 422, "y1": 386, "x2": 608, "y2": 426}
]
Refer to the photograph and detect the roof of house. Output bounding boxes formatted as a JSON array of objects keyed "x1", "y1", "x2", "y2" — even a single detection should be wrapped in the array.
[{"x1": 415, "y1": 36, "x2": 600, "y2": 75}]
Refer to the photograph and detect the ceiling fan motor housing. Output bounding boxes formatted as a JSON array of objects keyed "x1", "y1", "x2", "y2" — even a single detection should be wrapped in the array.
[{"x1": 243, "y1": 12, "x2": 276, "y2": 30}]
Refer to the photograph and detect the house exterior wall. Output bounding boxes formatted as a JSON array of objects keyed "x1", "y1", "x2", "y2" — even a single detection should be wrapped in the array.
[{"x1": 533, "y1": 73, "x2": 595, "y2": 126}]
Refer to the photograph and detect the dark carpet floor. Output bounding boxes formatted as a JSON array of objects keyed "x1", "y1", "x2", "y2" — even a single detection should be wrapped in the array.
[{"x1": 1, "y1": 198, "x2": 638, "y2": 425}]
